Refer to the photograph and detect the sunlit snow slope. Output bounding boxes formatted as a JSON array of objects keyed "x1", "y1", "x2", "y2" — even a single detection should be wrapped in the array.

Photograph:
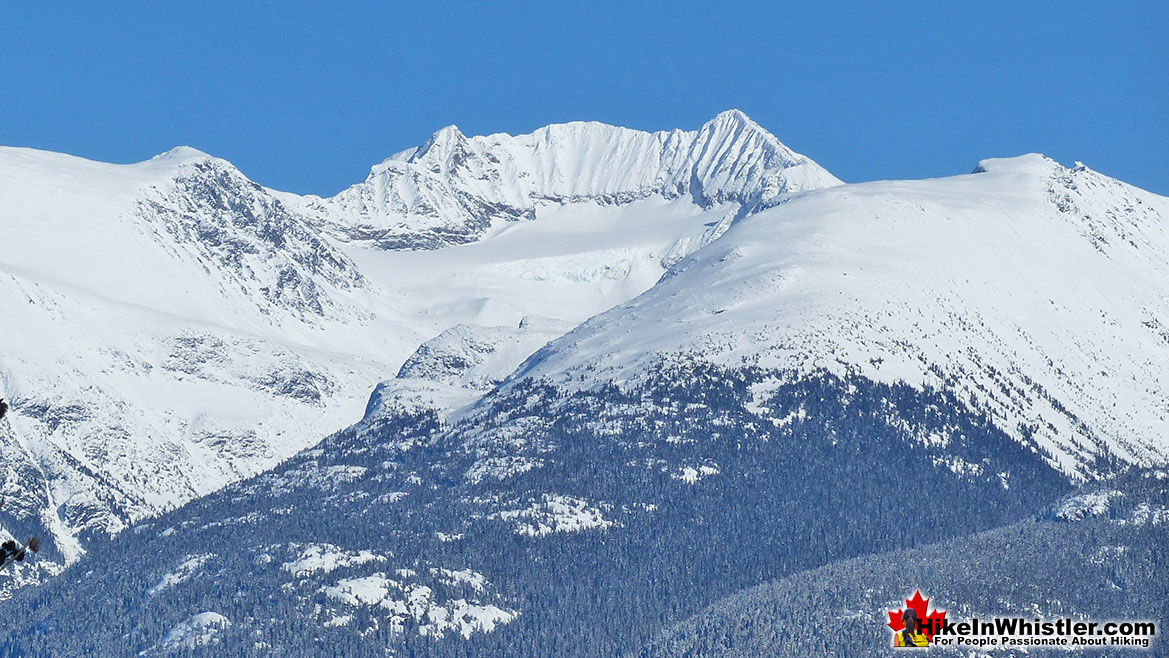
[
  {"x1": 0, "y1": 111, "x2": 830, "y2": 590},
  {"x1": 286, "y1": 109, "x2": 840, "y2": 249},
  {"x1": 514, "y1": 155, "x2": 1169, "y2": 476}
]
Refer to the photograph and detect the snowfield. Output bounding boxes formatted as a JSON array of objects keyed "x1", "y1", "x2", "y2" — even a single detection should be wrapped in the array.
[
  {"x1": 0, "y1": 112, "x2": 830, "y2": 590},
  {"x1": 2, "y1": 110, "x2": 1168, "y2": 606},
  {"x1": 511, "y1": 155, "x2": 1169, "y2": 476}
]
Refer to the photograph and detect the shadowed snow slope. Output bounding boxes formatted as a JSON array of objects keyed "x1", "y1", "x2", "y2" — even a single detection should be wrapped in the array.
[{"x1": 513, "y1": 154, "x2": 1169, "y2": 475}]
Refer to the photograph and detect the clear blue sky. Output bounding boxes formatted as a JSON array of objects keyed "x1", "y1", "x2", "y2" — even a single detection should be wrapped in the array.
[{"x1": 2, "y1": 1, "x2": 1166, "y2": 195}]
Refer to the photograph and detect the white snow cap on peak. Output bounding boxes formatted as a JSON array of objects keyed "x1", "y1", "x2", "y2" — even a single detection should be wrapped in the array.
[
  {"x1": 509, "y1": 145, "x2": 1169, "y2": 475},
  {"x1": 315, "y1": 111, "x2": 844, "y2": 249},
  {"x1": 697, "y1": 109, "x2": 784, "y2": 150},
  {"x1": 706, "y1": 108, "x2": 754, "y2": 128},
  {"x1": 972, "y1": 153, "x2": 1059, "y2": 175},
  {"x1": 336, "y1": 111, "x2": 841, "y2": 227},
  {"x1": 413, "y1": 125, "x2": 468, "y2": 156},
  {"x1": 149, "y1": 145, "x2": 215, "y2": 164},
  {"x1": 428, "y1": 124, "x2": 468, "y2": 144}
]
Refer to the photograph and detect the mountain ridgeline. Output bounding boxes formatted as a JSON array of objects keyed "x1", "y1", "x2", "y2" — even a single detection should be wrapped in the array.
[
  {"x1": 297, "y1": 109, "x2": 841, "y2": 249},
  {"x1": 1, "y1": 112, "x2": 1167, "y2": 656},
  {"x1": 0, "y1": 112, "x2": 839, "y2": 587}
]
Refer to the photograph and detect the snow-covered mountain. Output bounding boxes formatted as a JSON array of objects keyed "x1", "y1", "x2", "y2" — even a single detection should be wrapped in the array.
[
  {"x1": 0, "y1": 112, "x2": 835, "y2": 591},
  {"x1": 512, "y1": 154, "x2": 1169, "y2": 476},
  {"x1": 0, "y1": 145, "x2": 403, "y2": 582},
  {"x1": 3, "y1": 112, "x2": 1169, "y2": 656},
  {"x1": 289, "y1": 109, "x2": 841, "y2": 249}
]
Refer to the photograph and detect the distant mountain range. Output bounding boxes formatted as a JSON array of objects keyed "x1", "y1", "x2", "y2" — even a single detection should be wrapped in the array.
[
  {"x1": 0, "y1": 111, "x2": 839, "y2": 588},
  {"x1": 0, "y1": 112, "x2": 1166, "y2": 656}
]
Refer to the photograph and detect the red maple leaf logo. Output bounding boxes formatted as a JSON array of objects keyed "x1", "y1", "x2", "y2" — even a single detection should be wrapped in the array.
[{"x1": 887, "y1": 590, "x2": 947, "y2": 641}]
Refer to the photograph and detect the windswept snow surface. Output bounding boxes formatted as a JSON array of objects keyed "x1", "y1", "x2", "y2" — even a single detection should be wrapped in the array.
[
  {"x1": 513, "y1": 155, "x2": 1169, "y2": 475},
  {"x1": 0, "y1": 112, "x2": 831, "y2": 590}
]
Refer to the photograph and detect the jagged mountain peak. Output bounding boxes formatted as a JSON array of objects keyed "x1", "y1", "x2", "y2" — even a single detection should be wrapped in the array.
[
  {"x1": 696, "y1": 108, "x2": 773, "y2": 144},
  {"x1": 147, "y1": 145, "x2": 216, "y2": 165},
  {"x1": 406, "y1": 125, "x2": 471, "y2": 168},
  {"x1": 709, "y1": 107, "x2": 752, "y2": 124},
  {"x1": 428, "y1": 124, "x2": 467, "y2": 142},
  {"x1": 386, "y1": 111, "x2": 794, "y2": 175},
  {"x1": 321, "y1": 112, "x2": 840, "y2": 249}
]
